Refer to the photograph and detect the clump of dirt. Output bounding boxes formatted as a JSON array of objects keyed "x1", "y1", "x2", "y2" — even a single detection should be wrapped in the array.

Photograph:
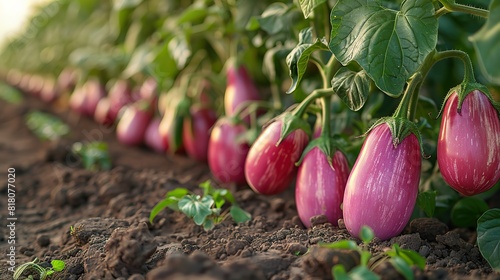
[{"x1": 1, "y1": 97, "x2": 499, "y2": 280}]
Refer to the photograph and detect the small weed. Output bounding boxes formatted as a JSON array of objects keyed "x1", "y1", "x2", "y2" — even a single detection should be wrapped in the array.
[
  {"x1": 13, "y1": 258, "x2": 65, "y2": 280},
  {"x1": 150, "y1": 180, "x2": 252, "y2": 230},
  {"x1": 321, "y1": 226, "x2": 426, "y2": 280},
  {"x1": 71, "y1": 141, "x2": 112, "y2": 171}
]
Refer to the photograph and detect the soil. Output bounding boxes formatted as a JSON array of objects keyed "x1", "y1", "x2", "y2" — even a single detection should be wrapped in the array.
[{"x1": 1, "y1": 95, "x2": 500, "y2": 280}]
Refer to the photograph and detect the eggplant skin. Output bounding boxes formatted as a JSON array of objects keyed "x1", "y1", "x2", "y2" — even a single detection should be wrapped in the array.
[
  {"x1": 245, "y1": 120, "x2": 309, "y2": 195},
  {"x1": 295, "y1": 147, "x2": 350, "y2": 228},
  {"x1": 438, "y1": 90, "x2": 500, "y2": 196},
  {"x1": 343, "y1": 124, "x2": 421, "y2": 241}
]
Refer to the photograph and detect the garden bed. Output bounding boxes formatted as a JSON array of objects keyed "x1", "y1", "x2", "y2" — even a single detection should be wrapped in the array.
[{"x1": 1, "y1": 95, "x2": 499, "y2": 280}]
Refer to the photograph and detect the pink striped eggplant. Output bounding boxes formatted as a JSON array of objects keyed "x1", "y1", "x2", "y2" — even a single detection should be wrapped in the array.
[
  {"x1": 116, "y1": 101, "x2": 152, "y2": 146},
  {"x1": 438, "y1": 90, "x2": 500, "y2": 196},
  {"x1": 182, "y1": 106, "x2": 217, "y2": 162},
  {"x1": 244, "y1": 116, "x2": 309, "y2": 195},
  {"x1": 296, "y1": 147, "x2": 350, "y2": 228},
  {"x1": 224, "y1": 63, "x2": 261, "y2": 117},
  {"x1": 208, "y1": 117, "x2": 250, "y2": 184},
  {"x1": 144, "y1": 118, "x2": 167, "y2": 153},
  {"x1": 343, "y1": 123, "x2": 421, "y2": 240}
]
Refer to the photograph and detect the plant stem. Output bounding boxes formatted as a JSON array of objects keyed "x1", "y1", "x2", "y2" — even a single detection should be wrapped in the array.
[
  {"x1": 293, "y1": 88, "x2": 334, "y2": 117},
  {"x1": 309, "y1": 57, "x2": 328, "y2": 88},
  {"x1": 324, "y1": 55, "x2": 341, "y2": 88},
  {"x1": 393, "y1": 72, "x2": 422, "y2": 120},
  {"x1": 436, "y1": 0, "x2": 489, "y2": 18},
  {"x1": 434, "y1": 50, "x2": 476, "y2": 83},
  {"x1": 320, "y1": 95, "x2": 332, "y2": 138},
  {"x1": 270, "y1": 80, "x2": 283, "y2": 110}
]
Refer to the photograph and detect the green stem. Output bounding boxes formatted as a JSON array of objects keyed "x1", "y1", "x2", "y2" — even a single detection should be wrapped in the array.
[
  {"x1": 293, "y1": 88, "x2": 334, "y2": 117},
  {"x1": 309, "y1": 57, "x2": 328, "y2": 88},
  {"x1": 270, "y1": 80, "x2": 283, "y2": 110},
  {"x1": 324, "y1": 55, "x2": 341, "y2": 88},
  {"x1": 434, "y1": 49, "x2": 476, "y2": 82},
  {"x1": 232, "y1": 100, "x2": 275, "y2": 119},
  {"x1": 320, "y1": 95, "x2": 332, "y2": 138},
  {"x1": 393, "y1": 72, "x2": 423, "y2": 120},
  {"x1": 436, "y1": 0, "x2": 489, "y2": 18}
]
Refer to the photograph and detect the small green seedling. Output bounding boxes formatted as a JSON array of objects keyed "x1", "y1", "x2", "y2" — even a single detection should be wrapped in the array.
[
  {"x1": 321, "y1": 226, "x2": 426, "y2": 280},
  {"x1": 13, "y1": 258, "x2": 65, "y2": 280},
  {"x1": 150, "y1": 180, "x2": 251, "y2": 230},
  {"x1": 71, "y1": 141, "x2": 112, "y2": 171},
  {"x1": 0, "y1": 82, "x2": 23, "y2": 104},
  {"x1": 25, "y1": 111, "x2": 70, "y2": 141}
]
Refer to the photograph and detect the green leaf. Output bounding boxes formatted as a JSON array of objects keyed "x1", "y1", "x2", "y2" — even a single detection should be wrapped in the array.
[
  {"x1": 25, "y1": 111, "x2": 70, "y2": 141},
  {"x1": 346, "y1": 266, "x2": 381, "y2": 280},
  {"x1": 329, "y1": 0, "x2": 438, "y2": 96},
  {"x1": 123, "y1": 45, "x2": 155, "y2": 78},
  {"x1": 299, "y1": 0, "x2": 326, "y2": 18},
  {"x1": 199, "y1": 180, "x2": 215, "y2": 196},
  {"x1": 149, "y1": 191, "x2": 185, "y2": 224},
  {"x1": 0, "y1": 83, "x2": 23, "y2": 104},
  {"x1": 386, "y1": 244, "x2": 426, "y2": 270},
  {"x1": 230, "y1": 205, "x2": 252, "y2": 224},
  {"x1": 359, "y1": 226, "x2": 374, "y2": 244},
  {"x1": 360, "y1": 251, "x2": 372, "y2": 267},
  {"x1": 177, "y1": 6, "x2": 208, "y2": 25},
  {"x1": 203, "y1": 218, "x2": 215, "y2": 231},
  {"x1": 319, "y1": 240, "x2": 358, "y2": 250},
  {"x1": 51, "y1": 260, "x2": 65, "y2": 272},
  {"x1": 166, "y1": 188, "x2": 189, "y2": 199},
  {"x1": 390, "y1": 256, "x2": 414, "y2": 280},
  {"x1": 286, "y1": 27, "x2": 329, "y2": 93},
  {"x1": 477, "y1": 208, "x2": 500, "y2": 271},
  {"x1": 168, "y1": 35, "x2": 191, "y2": 70},
  {"x1": 72, "y1": 141, "x2": 112, "y2": 171},
  {"x1": 470, "y1": 0, "x2": 500, "y2": 85},
  {"x1": 451, "y1": 197, "x2": 489, "y2": 228},
  {"x1": 331, "y1": 67, "x2": 370, "y2": 111},
  {"x1": 416, "y1": 190, "x2": 436, "y2": 217},
  {"x1": 332, "y1": 264, "x2": 349, "y2": 280},
  {"x1": 256, "y1": 3, "x2": 292, "y2": 35},
  {"x1": 113, "y1": 0, "x2": 142, "y2": 10},
  {"x1": 178, "y1": 195, "x2": 214, "y2": 225}
]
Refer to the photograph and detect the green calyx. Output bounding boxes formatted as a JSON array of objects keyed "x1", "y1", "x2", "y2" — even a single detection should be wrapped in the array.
[
  {"x1": 295, "y1": 135, "x2": 346, "y2": 168},
  {"x1": 366, "y1": 116, "x2": 426, "y2": 158},
  {"x1": 276, "y1": 111, "x2": 311, "y2": 146},
  {"x1": 439, "y1": 81, "x2": 498, "y2": 116}
]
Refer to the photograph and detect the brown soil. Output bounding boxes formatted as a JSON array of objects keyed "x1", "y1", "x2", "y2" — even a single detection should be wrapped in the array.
[{"x1": 1, "y1": 95, "x2": 499, "y2": 280}]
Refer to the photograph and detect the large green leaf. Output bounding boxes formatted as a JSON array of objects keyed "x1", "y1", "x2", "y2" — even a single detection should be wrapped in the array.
[
  {"x1": 470, "y1": 0, "x2": 500, "y2": 85},
  {"x1": 329, "y1": 0, "x2": 438, "y2": 96},
  {"x1": 256, "y1": 3, "x2": 293, "y2": 35},
  {"x1": 331, "y1": 67, "x2": 370, "y2": 111},
  {"x1": 286, "y1": 27, "x2": 329, "y2": 93},
  {"x1": 477, "y1": 209, "x2": 500, "y2": 271},
  {"x1": 299, "y1": 0, "x2": 326, "y2": 18},
  {"x1": 452, "y1": 197, "x2": 489, "y2": 228}
]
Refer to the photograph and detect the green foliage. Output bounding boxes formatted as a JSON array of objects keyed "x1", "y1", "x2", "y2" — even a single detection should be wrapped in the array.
[
  {"x1": 451, "y1": 197, "x2": 489, "y2": 228},
  {"x1": 71, "y1": 141, "x2": 112, "y2": 171},
  {"x1": 150, "y1": 180, "x2": 251, "y2": 230},
  {"x1": 286, "y1": 27, "x2": 329, "y2": 93},
  {"x1": 329, "y1": 0, "x2": 438, "y2": 96},
  {"x1": 321, "y1": 226, "x2": 426, "y2": 280},
  {"x1": 13, "y1": 258, "x2": 65, "y2": 280},
  {"x1": 477, "y1": 209, "x2": 500, "y2": 271},
  {"x1": 0, "y1": 82, "x2": 23, "y2": 104},
  {"x1": 470, "y1": 0, "x2": 500, "y2": 85},
  {"x1": 416, "y1": 190, "x2": 437, "y2": 217},
  {"x1": 25, "y1": 111, "x2": 70, "y2": 141},
  {"x1": 331, "y1": 67, "x2": 370, "y2": 111}
]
